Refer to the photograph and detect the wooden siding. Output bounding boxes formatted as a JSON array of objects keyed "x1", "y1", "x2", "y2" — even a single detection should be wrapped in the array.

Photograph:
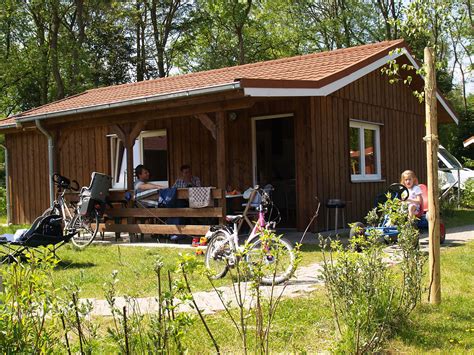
[
  {"x1": 58, "y1": 126, "x2": 110, "y2": 187},
  {"x1": 5, "y1": 66, "x2": 430, "y2": 229},
  {"x1": 316, "y1": 67, "x2": 427, "y2": 228},
  {"x1": 5, "y1": 131, "x2": 49, "y2": 224}
]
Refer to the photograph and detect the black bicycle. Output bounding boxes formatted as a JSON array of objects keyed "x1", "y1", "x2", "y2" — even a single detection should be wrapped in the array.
[{"x1": 43, "y1": 173, "x2": 110, "y2": 248}]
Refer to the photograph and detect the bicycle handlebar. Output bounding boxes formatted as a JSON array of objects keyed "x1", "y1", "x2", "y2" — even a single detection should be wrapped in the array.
[{"x1": 52, "y1": 173, "x2": 80, "y2": 191}]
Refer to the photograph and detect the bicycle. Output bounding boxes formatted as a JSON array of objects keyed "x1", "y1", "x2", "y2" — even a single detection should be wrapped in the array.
[
  {"x1": 43, "y1": 173, "x2": 106, "y2": 248},
  {"x1": 204, "y1": 186, "x2": 296, "y2": 285}
]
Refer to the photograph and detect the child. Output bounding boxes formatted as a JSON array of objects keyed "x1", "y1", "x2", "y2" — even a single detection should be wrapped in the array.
[{"x1": 400, "y1": 170, "x2": 423, "y2": 218}]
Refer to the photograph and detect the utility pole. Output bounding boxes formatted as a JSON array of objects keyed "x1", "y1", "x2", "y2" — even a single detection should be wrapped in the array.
[{"x1": 424, "y1": 47, "x2": 441, "y2": 304}]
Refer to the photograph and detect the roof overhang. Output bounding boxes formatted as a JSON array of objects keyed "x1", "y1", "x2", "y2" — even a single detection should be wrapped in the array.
[
  {"x1": 240, "y1": 48, "x2": 458, "y2": 124},
  {"x1": 13, "y1": 82, "x2": 242, "y2": 124},
  {"x1": 2, "y1": 44, "x2": 459, "y2": 129}
]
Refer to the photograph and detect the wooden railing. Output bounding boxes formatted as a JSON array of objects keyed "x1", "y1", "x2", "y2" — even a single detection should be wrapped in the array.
[{"x1": 100, "y1": 188, "x2": 224, "y2": 240}]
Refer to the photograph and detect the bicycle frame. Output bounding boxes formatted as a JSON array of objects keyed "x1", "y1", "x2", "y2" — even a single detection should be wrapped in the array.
[
  {"x1": 50, "y1": 189, "x2": 75, "y2": 229},
  {"x1": 211, "y1": 195, "x2": 273, "y2": 257}
]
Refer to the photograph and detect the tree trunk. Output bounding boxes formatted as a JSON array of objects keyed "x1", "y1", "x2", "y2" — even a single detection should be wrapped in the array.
[
  {"x1": 136, "y1": 0, "x2": 144, "y2": 81},
  {"x1": 150, "y1": 0, "x2": 165, "y2": 77},
  {"x1": 30, "y1": 6, "x2": 49, "y2": 105},
  {"x1": 50, "y1": 0, "x2": 65, "y2": 99}
]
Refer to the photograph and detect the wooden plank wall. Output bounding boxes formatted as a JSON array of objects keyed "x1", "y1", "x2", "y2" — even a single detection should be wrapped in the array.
[
  {"x1": 5, "y1": 66, "x2": 427, "y2": 228},
  {"x1": 59, "y1": 125, "x2": 110, "y2": 187},
  {"x1": 312, "y1": 68, "x2": 427, "y2": 229},
  {"x1": 5, "y1": 131, "x2": 49, "y2": 224}
]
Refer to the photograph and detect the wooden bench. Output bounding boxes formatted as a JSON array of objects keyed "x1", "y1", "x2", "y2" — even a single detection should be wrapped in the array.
[{"x1": 101, "y1": 188, "x2": 224, "y2": 240}]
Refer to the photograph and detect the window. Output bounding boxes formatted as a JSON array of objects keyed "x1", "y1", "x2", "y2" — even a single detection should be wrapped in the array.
[
  {"x1": 109, "y1": 130, "x2": 169, "y2": 189},
  {"x1": 349, "y1": 121, "x2": 381, "y2": 181}
]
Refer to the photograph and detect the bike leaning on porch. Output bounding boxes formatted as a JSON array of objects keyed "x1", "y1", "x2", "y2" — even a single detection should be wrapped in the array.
[
  {"x1": 42, "y1": 172, "x2": 111, "y2": 248},
  {"x1": 204, "y1": 185, "x2": 295, "y2": 285}
]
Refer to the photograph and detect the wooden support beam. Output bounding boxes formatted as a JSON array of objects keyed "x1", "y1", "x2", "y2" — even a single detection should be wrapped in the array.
[
  {"x1": 111, "y1": 121, "x2": 148, "y2": 190},
  {"x1": 194, "y1": 113, "x2": 216, "y2": 140},
  {"x1": 110, "y1": 124, "x2": 127, "y2": 144},
  {"x1": 425, "y1": 47, "x2": 441, "y2": 304},
  {"x1": 216, "y1": 111, "x2": 227, "y2": 223}
]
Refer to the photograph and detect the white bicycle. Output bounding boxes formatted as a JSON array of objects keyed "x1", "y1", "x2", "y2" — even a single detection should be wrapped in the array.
[{"x1": 204, "y1": 186, "x2": 295, "y2": 285}]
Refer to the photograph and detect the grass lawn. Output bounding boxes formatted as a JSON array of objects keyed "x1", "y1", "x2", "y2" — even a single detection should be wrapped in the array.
[
  {"x1": 155, "y1": 242, "x2": 474, "y2": 353},
  {"x1": 0, "y1": 242, "x2": 324, "y2": 299},
  {"x1": 0, "y1": 208, "x2": 472, "y2": 299},
  {"x1": 443, "y1": 207, "x2": 474, "y2": 228},
  {"x1": 88, "y1": 241, "x2": 474, "y2": 353},
  {"x1": 386, "y1": 241, "x2": 474, "y2": 353},
  {"x1": 0, "y1": 212, "x2": 472, "y2": 352}
]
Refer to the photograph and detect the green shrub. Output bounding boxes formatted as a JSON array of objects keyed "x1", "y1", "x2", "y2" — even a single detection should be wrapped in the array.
[
  {"x1": 0, "y1": 187, "x2": 6, "y2": 217},
  {"x1": 0, "y1": 231, "x2": 299, "y2": 353},
  {"x1": 0, "y1": 251, "x2": 64, "y2": 353},
  {"x1": 461, "y1": 178, "x2": 474, "y2": 208},
  {"x1": 321, "y1": 197, "x2": 426, "y2": 353}
]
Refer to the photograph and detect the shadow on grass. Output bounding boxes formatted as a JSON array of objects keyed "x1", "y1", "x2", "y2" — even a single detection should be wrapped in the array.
[
  {"x1": 443, "y1": 209, "x2": 474, "y2": 228},
  {"x1": 299, "y1": 244, "x2": 324, "y2": 253},
  {"x1": 395, "y1": 317, "x2": 466, "y2": 350},
  {"x1": 55, "y1": 260, "x2": 96, "y2": 269}
]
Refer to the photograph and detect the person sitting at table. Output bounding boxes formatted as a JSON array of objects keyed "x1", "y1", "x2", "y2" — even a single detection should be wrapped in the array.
[
  {"x1": 173, "y1": 164, "x2": 201, "y2": 188},
  {"x1": 170, "y1": 164, "x2": 202, "y2": 242},
  {"x1": 134, "y1": 165, "x2": 165, "y2": 207}
]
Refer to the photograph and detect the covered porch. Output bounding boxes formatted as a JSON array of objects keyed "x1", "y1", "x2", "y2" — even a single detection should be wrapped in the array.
[{"x1": 5, "y1": 89, "x2": 311, "y2": 231}]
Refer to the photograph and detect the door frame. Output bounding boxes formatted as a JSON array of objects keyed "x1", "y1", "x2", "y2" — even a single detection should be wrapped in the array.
[{"x1": 250, "y1": 113, "x2": 294, "y2": 185}]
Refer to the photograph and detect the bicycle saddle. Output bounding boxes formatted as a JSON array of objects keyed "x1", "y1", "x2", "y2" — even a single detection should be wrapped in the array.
[{"x1": 226, "y1": 215, "x2": 243, "y2": 223}]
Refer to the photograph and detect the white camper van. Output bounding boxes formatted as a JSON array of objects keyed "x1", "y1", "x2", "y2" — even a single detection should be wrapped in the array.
[{"x1": 438, "y1": 145, "x2": 474, "y2": 191}]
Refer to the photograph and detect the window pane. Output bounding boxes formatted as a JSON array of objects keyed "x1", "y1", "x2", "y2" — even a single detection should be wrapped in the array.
[
  {"x1": 364, "y1": 129, "x2": 376, "y2": 174},
  {"x1": 143, "y1": 135, "x2": 168, "y2": 181},
  {"x1": 349, "y1": 127, "x2": 360, "y2": 175}
]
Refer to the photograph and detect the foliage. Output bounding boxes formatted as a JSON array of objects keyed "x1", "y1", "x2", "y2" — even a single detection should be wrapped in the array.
[
  {"x1": 0, "y1": 230, "x2": 300, "y2": 353},
  {"x1": 0, "y1": 251, "x2": 63, "y2": 353},
  {"x1": 321, "y1": 196, "x2": 426, "y2": 353},
  {"x1": 0, "y1": 187, "x2": 6, "y2": 216},
  {"x1": 104, "y1": 258, "x2": 195, "y2": 353},
  {"x1": 461, "y1": 178, "x2": 474, "y2": 208}
]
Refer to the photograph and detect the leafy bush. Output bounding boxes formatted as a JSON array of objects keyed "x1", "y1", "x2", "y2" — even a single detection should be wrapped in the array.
[
  {"x1": 0, "y1": 251, "x2": 64, "y2": 353},
  {"x1": 461, "y1": 178, "x2": 474, "y2": 208},
  {"x1": 0, "y1": 187, "x2": 6, "y2": 217},
  {"x1": 321, "y1": 197, "x2": 426, "y2": 353},
  {"x1": 0, "y1": 230, "x2": 298, "y2": 353}
]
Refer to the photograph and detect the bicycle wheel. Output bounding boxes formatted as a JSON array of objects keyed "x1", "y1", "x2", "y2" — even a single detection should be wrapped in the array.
[
  {"x1": 245, "y1": 236, "x2": 295, "y2": 285},
  {"x1": 205, "y1": 231, "x2": 232, "y2": 279},
  {"x1": 70, "y1": 210, "x2": 100, "y2": 249}
]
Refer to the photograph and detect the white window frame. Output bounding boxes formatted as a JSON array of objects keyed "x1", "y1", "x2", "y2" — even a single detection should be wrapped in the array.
[
  {"x1": 109, "y1": 129, "x2": 168, "y2": 189},
  {"x1": 138, "y1": 129, "x2": 168, "y2": 187},
  {"x1": 350, "y1": 120, "x2": 382, "y2": 182}
]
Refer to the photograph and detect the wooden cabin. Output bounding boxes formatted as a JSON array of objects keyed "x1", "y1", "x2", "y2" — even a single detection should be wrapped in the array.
[{"x1": 0, "y1": 39, "x2": 458, "y2": 231}]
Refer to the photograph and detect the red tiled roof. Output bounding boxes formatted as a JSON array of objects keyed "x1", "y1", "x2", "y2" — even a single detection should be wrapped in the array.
[
  {"x1": 0, "y1": 117, "x2": 16, "y2": 127},
  {"x1": 3, "y1": 39, "x2": 406, "y2": 125}
]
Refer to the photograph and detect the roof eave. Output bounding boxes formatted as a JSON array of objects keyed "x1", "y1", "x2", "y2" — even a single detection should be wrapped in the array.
[
  {"x1": 15, "y1": 82, "x2": 242, "y2": 124},
  {"x1": 240, "y1": 47, "x2": 459, "y2": 125}
]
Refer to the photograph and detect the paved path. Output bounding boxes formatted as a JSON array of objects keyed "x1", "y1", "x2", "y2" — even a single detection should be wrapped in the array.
[{"x1": 86, "y1": 225, "x2": 474, "y2": 316}]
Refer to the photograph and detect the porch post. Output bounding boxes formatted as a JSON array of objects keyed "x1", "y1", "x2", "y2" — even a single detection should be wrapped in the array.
[
  {"x1": 216, "y1": 111, "x2": 227, "y2": 223},
  {"x1": 125, "y1": 142, "x2": 134, "y2": 191},
  {"x1": 111, "y1": 121, "x2": 146, "y2": 190}
]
